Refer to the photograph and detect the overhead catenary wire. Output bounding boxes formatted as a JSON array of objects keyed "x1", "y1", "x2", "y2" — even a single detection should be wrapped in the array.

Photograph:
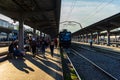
[
  {"x1": 80, "y1": 0, "x2": 105, "y2": 22},
  {"x1": 81, "y1": 0, "x2": 114, "y2": 23},
  {"x1": 91, "y1": 0, "x2": 115, "y2": 22},
  {"x1": 64, "y1": 0, "x2": 104, "y2": 28},
  {"x1": 60, "y1": 0, "x2": 75, "y2": 21},
  {"x1": 64, "y1": 0, "x2": 75, "y2": 20},
  {"x1": 60, "y1": 0, "x2": 65, "y2": 19},
  {"x1": 64, "y1": 0, "x2": 79, "y2": 29},
  {"x1": 65, "y1": 0, "x2": 78, "y2": 21},
  {"x1": 60, "y1": 0, "x2": 77, "y2": 29}
]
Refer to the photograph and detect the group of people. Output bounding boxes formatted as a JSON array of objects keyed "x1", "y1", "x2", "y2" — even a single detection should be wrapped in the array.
[
  {"x1": 8, "y1": 36, "x2": 58, "y2": 59},
  {"x1": 29, "y1": 37, "x2": 58, "y2": 57}
]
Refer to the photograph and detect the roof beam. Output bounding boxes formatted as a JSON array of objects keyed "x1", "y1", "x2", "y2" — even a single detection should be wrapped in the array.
[
  {"x1": 0, "y1": 8, "x2": 19, "y2": 17},
  {"x1": 109, "y1": 22, "x2": 120, "y2": 27},
  {"x1": 0, "y1": 7, "x2": 54, "y2": 18},
  {"x1": 23, "y1": 11, "x2": 52, "y2": 17}
]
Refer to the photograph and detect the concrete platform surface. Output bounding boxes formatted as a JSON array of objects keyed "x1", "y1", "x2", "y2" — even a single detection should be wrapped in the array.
[
  {"x1": 73, "y1": 41, "x2": 120, "y2": 53},
  {"x1": 0, "y1": 47, "x2": 8, "y2": 62},
  {"x1": 0, "y1": 47, "x2": 8, "y2": 55},
  {"x1": 0, "y1": 48, "x2": 63, "y2": 80}
]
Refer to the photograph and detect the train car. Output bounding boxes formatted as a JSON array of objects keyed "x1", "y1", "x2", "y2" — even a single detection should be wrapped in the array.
[{"x1": 59, "y1": 29, "x2": 71, "y2": 48}]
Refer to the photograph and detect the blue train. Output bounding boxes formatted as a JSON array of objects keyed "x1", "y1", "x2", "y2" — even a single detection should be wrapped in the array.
[{"x1": 59, "y1": 29, "x2": 71, "y2": 48}]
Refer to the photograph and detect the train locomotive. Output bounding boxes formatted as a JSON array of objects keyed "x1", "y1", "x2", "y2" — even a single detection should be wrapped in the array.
[{"x1": 59, "y1": 29, "x2": 71, "y2": 49}]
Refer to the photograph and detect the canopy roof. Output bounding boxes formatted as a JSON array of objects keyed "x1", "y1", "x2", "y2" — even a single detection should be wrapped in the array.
[
  {"x1": 0, "y1": 0, "x2": 61, "y2": 38},
  {"x1": 72, "y1": 13, "x2": 120, "y2": 36}
]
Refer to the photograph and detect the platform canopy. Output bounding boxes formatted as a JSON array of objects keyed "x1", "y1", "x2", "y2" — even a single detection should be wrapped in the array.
[
  {"x1": 0, "y1": 0, "x2": 61, "y2": 38},
  {"x1": 72, "y1": 13, "x2": 120, "y2": 36}
]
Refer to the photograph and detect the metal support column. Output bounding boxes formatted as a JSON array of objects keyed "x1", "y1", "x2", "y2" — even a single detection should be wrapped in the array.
[
  {"x1": 97, "y1": 32, "x2": 100, "y2": 44},
  {"x1": 90, "y1": 33, "x2": 93, "y2": 41},
  {"x1": 33, "y1": 29, "x2": 36, "y2": 38},
  {"x1": 80, "y1": 35, "x2": 82, "y2": 42},
  {"x1": 82, "y1": 35, "x2": 84, "y2": 42},
  {"x1": 7, "y1": 33, "x2": 9, "y2": 41},
  {"x1": 86, "y1": 34, "x2": 88, "y2": 43},
  {"x1": 78, "y1": 35, "x2": 79, "y2": 41},
  {"x1": 18, "y1": 16, "x2": 24, "y2": 51},
  {"x1": 44, "y1": 33, "x2": 45, "y2": 38},
  {"x1": 107, "y1": 30, "x2": 110, "y2": 46},
  {"x1": 40, "y1": 31, "x2": 42, "y2": 38}
]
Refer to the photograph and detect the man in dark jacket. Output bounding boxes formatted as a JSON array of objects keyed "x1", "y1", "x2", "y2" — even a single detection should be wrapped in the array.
[
  {"x1": 8, "y1": 41, "x2": 14, "y2": 58},
  {"x1": 31, "y1": 38, "x2": 37, "y2": 57}
]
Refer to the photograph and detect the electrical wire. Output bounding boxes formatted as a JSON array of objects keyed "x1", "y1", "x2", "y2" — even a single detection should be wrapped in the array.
[
  {"x1": 60, "y1": 0, "x2": 78, "y2": 22},
  {"x1": 60, "y1": 0, "x2": 66, "y2": 18},
  {"x1": 81, "y1": 0, "x2": 105, "y2": 21},
  {"x1": 81, "y1": 0, "x2": 114, "y2": 23},
  {"x1": 65, "y1": 0, "x2": 78, "y2": 21}
]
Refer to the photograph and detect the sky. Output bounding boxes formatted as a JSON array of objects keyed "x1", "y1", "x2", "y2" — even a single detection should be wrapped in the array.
[
  {"x1": 60, "y1": 0, "x2": 120, "y2": 32},
  {"x1": 0, "y1": 0, "x2": 120, "y2": 33}
]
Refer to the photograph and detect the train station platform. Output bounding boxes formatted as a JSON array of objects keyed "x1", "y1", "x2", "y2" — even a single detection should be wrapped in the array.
[
  {"x1": 0, "y1": 48, "x2": 63, "y2": 80},
  {"x1": 0, "y1": 47, "x2": 8, "y2": 55},
  {"x1": 0, "y1": 47, "x2": 8, "y2": 62},
  {"x1": 72, "y1": 41, "x2": 120, "y2": 53}
]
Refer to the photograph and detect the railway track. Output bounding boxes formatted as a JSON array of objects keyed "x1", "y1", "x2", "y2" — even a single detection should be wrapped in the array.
[
  {"x1": 72, "y1": 43, "x2": 120, "y2": 60},
  {"x1": 64, "y1": 45, "x2": 120, "y2": 80}
]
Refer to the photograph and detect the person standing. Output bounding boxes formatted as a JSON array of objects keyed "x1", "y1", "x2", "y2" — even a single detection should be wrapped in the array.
[
  {"x1": 28, "y1": 36, "x2": 32, "y2": 52},
  {"x1": 54, "y1": 38, "x2": 58, "y2": 48},
  {"x1": 8, "y1": 41, "x2": 14, "y2": 59},
  {"x1": 89, "y1": 39, "x2": 93, "y2": 47},
  {"x1": 40, "y1": 38, "x2": 46, "y2": 57},
  {"x1": 50, "y1": 40, "x2": 54, "y2": 57},
  {"x1": 31, "y1": 38, "x2": 37, "y2": 57}
]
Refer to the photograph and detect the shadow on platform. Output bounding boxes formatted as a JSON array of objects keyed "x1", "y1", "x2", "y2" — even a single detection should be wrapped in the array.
[
  {"x1": 7, "y1": 51, "x2": 62, "y2": 80},
  {"x1": 8, "y1": 58, "x2": 34, "y2": 74},
  {"x1": 25, "y1": 53, "x2": 62, "y2": 79}
]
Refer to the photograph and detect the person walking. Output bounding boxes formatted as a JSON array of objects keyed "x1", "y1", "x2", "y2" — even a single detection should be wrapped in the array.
[
  {"x1": 28, "y1": 36, "x2": 32, "y2": 52},
  {"x1": 40, "y1": 38, "x2": 46, "y2": 57},
  {"x1": 54, "y1": 38, "x2": 58, "y2": 48},
  {"x1": 50, "y1": 40, "x2": 54, "y2": 57},
  {"x1": 8, "y1": 41, "x2": 14, "y2": 59}
]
